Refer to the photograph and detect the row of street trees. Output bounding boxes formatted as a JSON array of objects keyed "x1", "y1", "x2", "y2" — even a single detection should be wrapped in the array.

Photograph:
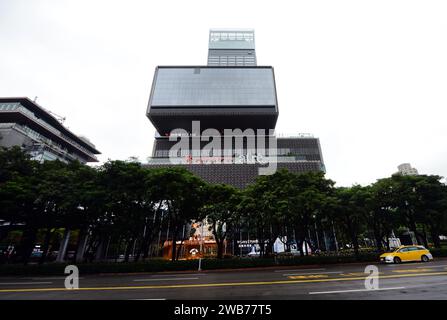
[{"x1": 0, "y1": 147, "x2": 446, "y2": 264}]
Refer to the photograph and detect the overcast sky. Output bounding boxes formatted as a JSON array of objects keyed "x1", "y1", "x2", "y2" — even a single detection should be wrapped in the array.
[{"x1": 1, "y1": 0, "x2": 446, "y2": 187}]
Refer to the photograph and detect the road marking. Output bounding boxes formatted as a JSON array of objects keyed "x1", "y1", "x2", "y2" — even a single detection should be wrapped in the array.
[
  {"x1": 416, "y1": 264, "x2": 447, "y2": 269},
  {"x1": 402, "y1": 281, "x2": 447, "y2": 289},
  {"x1": 151, "y1": 274, "x2": 207, "y2": 277},
  {"x1": 340, "y1": 272, "x2": 384, "y2": 277},
  {"x1": 283, "y1": 271, "x2": 341, "y2": 276},
  {"x1": 0, "y1": 282, "x2": 53, "y2": 285},
  {"x1": 30, "y1": 277, "x2": 84, "y2": 280},
  {"x1": 0, "y1": 271, "x2": 446, "y2": 294},
  {"x1": 133, "y1": 277, "x2": 199, "y2": 282},
  {"x1": 392, "y1": 269, "x2": 431, "y2": 273},
  {"x1": 131, "y1": 298, "x2": 166, "y2": 300},
  {"x1": 274, "y1": 268, "x2": 325, "y2": 273},
  {"x1": 309, "y1": 287, "x2": 405, "y2": 295},
  {"x1": 288, "y1": 274, "x2": 328, "y2": 279}
]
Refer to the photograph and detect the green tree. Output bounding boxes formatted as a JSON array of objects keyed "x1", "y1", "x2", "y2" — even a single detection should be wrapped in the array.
[
  {"x1": 242, "y1": 170, "x2": 292, "y2": 257},
  {"x1": 148, "y1": 167, "x2": 206, "y2": 261},
  {"x1": 201, "y1": 184, "x2": 240, "y2": 259},
  {"x1": 288, "y1": 171, "x2": 335, "y2": 256},
  {"x1": 331, "y1": 185, "x2": 368, "y2": 257}
]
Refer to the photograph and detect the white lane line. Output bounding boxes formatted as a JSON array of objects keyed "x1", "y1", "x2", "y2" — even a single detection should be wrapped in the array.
[
  {"x1": 274, "y1": 268, "x2": 326, "y2": 273},
  {"x1": 0, "y1": 282, "x2": 53, "y2": 285},
  {"x1": 403, "y1": 281, "x2": 447, "y2": 289},
  {"x1": 283, "y1": 271, "x2": 342, "y2": 276},
  {"x1": 133, "y1": 277, "x2": 199, "y2": 282},
  {"x1": 416, "y1": 264, "x2": 447, "y2": 269},
  {"x1": 151, "y1": 274, "x2": 207, "y2": 277},
  {"x1": 309, "y1": 287, "x2": 405, "y2": 295},
  {"x1": 30, "y1": 277, "x2": 84, "y2": 280},
  {"x1": 132, "y1": 298, "x2": 167, "y2": 300}
]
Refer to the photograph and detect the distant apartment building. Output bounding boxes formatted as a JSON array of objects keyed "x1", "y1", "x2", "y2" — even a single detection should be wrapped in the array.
[
  {"x1": 397, "y1": 163, "x2": 419, "y2": 176},
  {"x1": 0, "y1": 97, "x2": 100, "y2": 163}
]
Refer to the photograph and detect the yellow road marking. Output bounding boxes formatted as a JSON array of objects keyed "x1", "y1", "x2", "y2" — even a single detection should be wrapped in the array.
[
  {"x1": 288, "y1": 274, "x2": 328, "y2": 279},
  {"x1": 0, "y1": 271, "x2": 446, "y2": 294},
  {"x1": 392, "y1": 269, "x2": 431, "y2": 273},
  {"x1": 340, "y1": 272, "x2": 384, "y2": 277}
]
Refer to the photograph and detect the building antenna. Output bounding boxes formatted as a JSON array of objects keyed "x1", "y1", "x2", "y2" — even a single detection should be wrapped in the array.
[
  {"x1": 49, "y1": 110, "x2": 66, "y2": 124},
  {"x1": 32, "y1": 96, "x2": 66, "y2": 124}
]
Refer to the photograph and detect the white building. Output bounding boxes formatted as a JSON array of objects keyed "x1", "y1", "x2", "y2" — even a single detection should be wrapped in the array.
[{"x1": 397, "y1": 163, "x2": 419, "y2": 176}]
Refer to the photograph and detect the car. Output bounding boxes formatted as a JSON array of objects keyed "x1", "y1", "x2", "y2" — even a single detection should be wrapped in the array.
[{"x1": 380, "y1": 245, "x2": 433, "y2": 264}]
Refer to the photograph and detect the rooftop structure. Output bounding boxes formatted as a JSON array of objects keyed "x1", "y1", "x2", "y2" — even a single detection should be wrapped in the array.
[
  {"x1": 0, "y1": 97, "x2": 100, "y2": 163},
  {"x1": 207, "y1": 29, "x2": 257, "y2": 66},
  {"x1": 397, "y1": 163, "x2": 419, "y2": 176}
]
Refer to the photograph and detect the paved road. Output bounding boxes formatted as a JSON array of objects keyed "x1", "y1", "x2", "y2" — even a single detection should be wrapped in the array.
[{"x1": 1, "y1": 258, "x2": 447, "y2": 300}]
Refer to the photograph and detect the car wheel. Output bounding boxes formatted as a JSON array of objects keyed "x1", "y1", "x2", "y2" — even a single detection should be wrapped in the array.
[
  {"x1": 394, "y1": 257, "x2": 401, "y2": 264},
  {"x1": 421, "y1": 255, "x2": 429, "y2": 262}
]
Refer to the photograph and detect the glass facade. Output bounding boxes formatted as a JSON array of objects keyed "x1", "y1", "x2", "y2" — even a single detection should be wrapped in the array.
[
  {"x1": 209, "y1": 30, "x2": 255, "y2": 50},
  {"x1": 0, "y1": 103, "x2": 20, "y2": 111},
  {"x1": 208, "y1": 30, "x2": 256, "y2": 66},
  {"x1": 151, "y1": 68, "x2": 276, "y2": 107}
]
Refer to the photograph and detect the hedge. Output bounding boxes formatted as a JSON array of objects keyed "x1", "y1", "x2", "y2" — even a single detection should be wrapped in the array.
[
  {"x1": 0, "y1": 249, "x2": 445, "y2": 276},
  {"x1": 0, "y1": 253, "x2": 378, "y2": 276}
]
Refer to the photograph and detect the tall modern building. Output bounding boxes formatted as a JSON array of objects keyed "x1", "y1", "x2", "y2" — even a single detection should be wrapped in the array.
[
  {"x1": 145, "y1": 29, "x2": 325, "y2": 188},
  {"x1": 0, "y1": 97, "x2": 100, "y2": 163},
  {"x1": 397, "y1": 163, "x2": 419, "y2": 176}
]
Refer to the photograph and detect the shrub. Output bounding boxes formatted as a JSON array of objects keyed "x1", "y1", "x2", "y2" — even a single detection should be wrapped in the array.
[{"x1": 0, "y1": 252, "x2": 382, "y2": 276}]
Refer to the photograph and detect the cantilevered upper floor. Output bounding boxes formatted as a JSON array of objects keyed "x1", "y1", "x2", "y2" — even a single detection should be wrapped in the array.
[
  {"x1": 146, "y1": 66, "x2": 279, "y2": 135},
  {"x1": 0, "y1": 97, "x2": 100, "y2": 163}
]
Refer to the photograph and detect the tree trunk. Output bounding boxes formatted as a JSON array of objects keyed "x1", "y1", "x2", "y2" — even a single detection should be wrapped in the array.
[
  {"x1": 408, "y1": 217, "x2": 422, "y2": 245},
  {"x1": 171, "y1": 224, "x2": 178, "y2": 262},
  {"x1": 124, "y1": 238, "x2": 133, "y2": 262},
  {"x1": 216, "y1": 239, "x2": 224, "y2": 259},
  {"x1": 374, "y1": 232, "x2": 383, "y2": 252},
  {"x1": 137, "y1": 226, "x2": 153, "y2": 262},
  {"x1": 421, "y1": 225, "x2": 429, "y2": 248},
  {"x1": 351, "y1": 232, "x2": 360, "y2": 259},
  {"x1": 39, "y1": 228, "x2": 53, "y2": 265},
  {"x1": 56, "y1": 229, "x2": 71, "y2": 263},
  {"x1": 94, "y1": 236, "x2": 107, "y2": 262},
  {"x1": 257, "y1": 229, "x2": 265, "y2": 258},
  {"x1": 295, "y1": 227, "x2": 304, "y2": 257},
  {"x1": 74, "y1": 229, "x2": 88, "y2": 263},
  {"x1": 430, "y1": 224, "x2": 441, "y2": 248},
  {"x1": 17, "y1": 226, "x2": 38, "y2": 265}
]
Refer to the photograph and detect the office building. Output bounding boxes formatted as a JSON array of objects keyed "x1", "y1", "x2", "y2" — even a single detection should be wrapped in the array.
[
  {"x1": 0, "y1": 97, "x2": 100, "y2": 163},
  {"x1": 145, "y1": 29, "x2": 325, "y2": 189}
]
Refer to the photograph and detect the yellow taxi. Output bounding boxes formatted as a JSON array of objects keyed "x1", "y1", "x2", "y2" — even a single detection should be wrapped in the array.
[{"x1": 380, "y1": 245, "x2": 433, "y2": 264}]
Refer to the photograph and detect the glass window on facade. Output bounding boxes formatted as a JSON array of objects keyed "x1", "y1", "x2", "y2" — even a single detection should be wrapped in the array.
[{"x1": 151, "y1": 68, "x2": 276, "y2": 107}]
